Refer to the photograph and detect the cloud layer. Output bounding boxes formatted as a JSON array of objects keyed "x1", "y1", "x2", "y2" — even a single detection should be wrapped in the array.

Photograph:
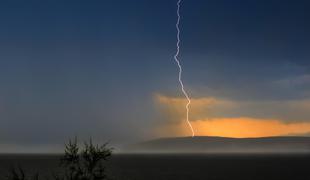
[{"x1": 155, "y1": 94, "x2": 310, "y2": 137}]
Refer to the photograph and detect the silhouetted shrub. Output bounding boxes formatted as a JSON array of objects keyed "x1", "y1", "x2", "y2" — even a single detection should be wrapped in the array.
[
  {"x1": 56, "y1": 138, "x2": 112, "y2": 180},
  {"x1": 6, "y1": 138, "x2": 112, "y2": 180},
  {"x1": 6, "y1": 167, "x2": 39, "y2": 180}
]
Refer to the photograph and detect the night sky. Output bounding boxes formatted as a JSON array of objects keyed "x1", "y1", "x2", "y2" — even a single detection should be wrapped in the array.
[{"x1": 1, "y1": 0, "x2": 310, "y2": 152}]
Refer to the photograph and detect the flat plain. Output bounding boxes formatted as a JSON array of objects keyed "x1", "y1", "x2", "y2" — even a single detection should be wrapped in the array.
[{"x1": 0, "y1": 154, "x2": 309, "y2": 180}]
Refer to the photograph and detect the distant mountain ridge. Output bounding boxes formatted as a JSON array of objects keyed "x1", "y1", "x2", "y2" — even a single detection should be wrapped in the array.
[{"x1": 123, "y1": 136, "x2": 310, "y2": 153}]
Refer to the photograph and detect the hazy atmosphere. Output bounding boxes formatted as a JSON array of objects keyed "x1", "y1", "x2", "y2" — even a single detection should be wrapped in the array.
[{"x1": 1, "y1": 0, "x2": 310, "y2": 153}]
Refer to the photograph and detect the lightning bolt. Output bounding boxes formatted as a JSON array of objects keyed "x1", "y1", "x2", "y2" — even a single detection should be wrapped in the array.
[{"x1": 174, "y1": 0, "x2": 195, "y2": 137}]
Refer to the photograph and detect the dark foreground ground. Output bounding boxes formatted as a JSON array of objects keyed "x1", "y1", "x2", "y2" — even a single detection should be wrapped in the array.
[{"x1": 0, "y1": 154, "x2": 309, "y2": 180}]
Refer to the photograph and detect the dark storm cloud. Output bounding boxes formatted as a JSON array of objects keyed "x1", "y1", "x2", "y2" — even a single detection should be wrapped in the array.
[
  {"x1": 0, "y1": 0, "x2": 310, "y2": 151},
  {"x1": 179, "y1": 0, "x2": 310, "y2": 101}
]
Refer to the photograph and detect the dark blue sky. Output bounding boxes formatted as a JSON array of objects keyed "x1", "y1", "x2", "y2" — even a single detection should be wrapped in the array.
[{"x1": 1, "y1": 0, "x2": 310, "y2": 152}]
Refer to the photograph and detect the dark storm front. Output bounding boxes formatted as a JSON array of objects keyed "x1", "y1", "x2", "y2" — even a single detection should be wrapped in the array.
[{"x1": 0, "y1": 154, "x2": 309, "y2": 180}]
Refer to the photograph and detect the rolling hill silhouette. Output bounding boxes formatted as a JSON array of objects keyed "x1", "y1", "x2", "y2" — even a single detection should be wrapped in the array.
[{"x1": 124, "y1": 136, "x2": 310, "y2": 153}]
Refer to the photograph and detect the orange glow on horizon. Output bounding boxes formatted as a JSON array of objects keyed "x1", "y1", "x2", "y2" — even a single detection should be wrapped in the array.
[
  {"x1": 166, "y1": 117, "x2": 310, "y2": 138},
  {"x1": 155, "y1": 94, "x2": 310, "y2": 138}
]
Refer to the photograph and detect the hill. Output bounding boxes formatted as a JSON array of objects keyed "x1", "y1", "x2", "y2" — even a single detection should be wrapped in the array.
[{"x1": 123, "y1": 136, "x2": 310, "y2": 153}]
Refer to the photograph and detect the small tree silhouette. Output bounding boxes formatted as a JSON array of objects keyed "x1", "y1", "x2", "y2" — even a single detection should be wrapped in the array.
[
  {"x1": 7, "y1": 138, "x2": 112, "y2": 180},
  {"x1": 56, "y1": 138, "x2": 112, "y2": 180}
]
